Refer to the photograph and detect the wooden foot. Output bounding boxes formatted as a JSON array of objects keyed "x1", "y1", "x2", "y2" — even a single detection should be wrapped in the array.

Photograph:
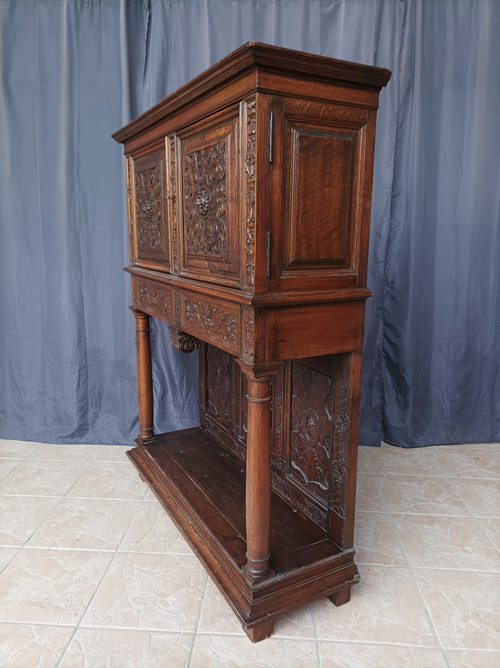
[
  {"x1": 328, "y1": 585, "x2": 352, "y2": 607},
  {"x1": 244, "y1": 618, "x2": 275, "y2": 643}
]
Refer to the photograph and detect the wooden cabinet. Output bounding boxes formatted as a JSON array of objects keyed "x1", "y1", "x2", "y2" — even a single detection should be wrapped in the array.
[{"x1": 113, "y1": 43, "x2": 390, "y2": 642}]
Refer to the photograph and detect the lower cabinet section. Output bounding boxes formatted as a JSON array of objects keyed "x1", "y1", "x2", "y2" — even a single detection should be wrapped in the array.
[{"x1": 127, "y1": 428, "x2": 359, "y2": 642}]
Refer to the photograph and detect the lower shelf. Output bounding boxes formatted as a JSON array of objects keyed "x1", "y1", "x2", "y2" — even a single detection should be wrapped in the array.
[{"x1": 128, "y1": 427, "x2": 359, "y2": 641}]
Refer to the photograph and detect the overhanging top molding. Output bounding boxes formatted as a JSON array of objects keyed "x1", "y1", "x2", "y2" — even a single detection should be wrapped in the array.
[{"x1": 112, "y1": 42, "x2": 391, "y2": 145}]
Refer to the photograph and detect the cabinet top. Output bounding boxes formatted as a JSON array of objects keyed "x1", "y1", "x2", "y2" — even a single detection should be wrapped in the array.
[{"x1": 113, "y1": 42, "x2": 391, "y2": 145}]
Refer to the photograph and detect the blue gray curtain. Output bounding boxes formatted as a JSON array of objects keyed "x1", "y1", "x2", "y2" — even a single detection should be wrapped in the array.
[{"x1": 0, "y1": 0, "x2": 498, "y2": 447}]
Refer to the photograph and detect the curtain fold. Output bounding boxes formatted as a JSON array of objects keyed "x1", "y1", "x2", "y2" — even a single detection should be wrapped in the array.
[{"x1": 0, "y1": 0, "x2": 498, "y2": 446}]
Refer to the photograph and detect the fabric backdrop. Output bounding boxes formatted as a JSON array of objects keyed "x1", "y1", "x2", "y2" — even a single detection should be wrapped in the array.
[{"x1": 0, "y1": 0, "x2": 498, "y2": 447}]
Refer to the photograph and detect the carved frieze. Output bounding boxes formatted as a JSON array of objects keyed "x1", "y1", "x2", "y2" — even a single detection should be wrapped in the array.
[
  {"x1": 182, "y1": 294, "x2": 239, "y2": 353},
  {"x1": 244, "y1": 99, "x2": 256, "y2": 287},
  {"x1": 183, "y1": 141, "x2": 228, "y2": 257},
  {"x1": 133, "y1": 279, "x2": 172, "y2": 321},
  {"x1": 135, "y1": 164, "x2": 164, "y2": 250}
]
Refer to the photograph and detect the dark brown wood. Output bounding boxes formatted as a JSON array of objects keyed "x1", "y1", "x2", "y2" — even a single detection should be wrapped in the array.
[
  {"x1": 240, "y1": 366, "x2": 273, "y2": 580},
  {"x1": 115, "y1": 43, "x2": 390, "y2": 641},
  {"x1": 131, "y1": 309, "x2": 154, "y2": 442}
]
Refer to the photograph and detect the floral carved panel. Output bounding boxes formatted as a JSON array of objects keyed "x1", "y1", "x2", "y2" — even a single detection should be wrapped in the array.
[
  {"x1": 183, "y1": 141, "x2": 228, "y2": 258},
  {"x1": 289, "y1": 361, "x2": 333, "y2": 503},
  {"x1": 135, "y1": 164, "x2": 164, "y2": 251}
]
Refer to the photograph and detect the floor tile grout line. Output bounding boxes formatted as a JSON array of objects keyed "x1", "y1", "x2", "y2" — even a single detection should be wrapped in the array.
[{"x1": 186, "y1": 574, "x2": 209, "y2": 668}]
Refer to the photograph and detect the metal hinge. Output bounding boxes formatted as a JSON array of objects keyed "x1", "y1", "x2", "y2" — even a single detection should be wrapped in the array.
[
  {"x1": 268, "y1": 111, "x2": 274, "y2": 163},
  {"x1": 266, "y1": 230, "x2": 272, "y2": 278}
]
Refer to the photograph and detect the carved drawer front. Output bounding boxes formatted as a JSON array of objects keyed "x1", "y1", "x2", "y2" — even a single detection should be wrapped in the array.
[
  {"x1": 129, "y1": 148, "x2": 170, "y2": 271},
  {"x1": 177, "y1": 110, "x2": 240, "y2": 287},
  {"x1": 132, "y1": 276, "x2": 173, "y2": 323},
  {"x1": 272, "y1": 97, "x2": 368, "y2": 291},
  {"x1": 180, "y1": 291, "x2": 240, "y2": 355}
]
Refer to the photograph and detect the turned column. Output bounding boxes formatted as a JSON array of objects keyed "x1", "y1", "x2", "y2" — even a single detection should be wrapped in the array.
[
  {"x1": 243, "y1": 370, "x2": 273, "y2": 580},
  {"x1": 131, "y1": 308, "x2": 154, "y2": 442}
]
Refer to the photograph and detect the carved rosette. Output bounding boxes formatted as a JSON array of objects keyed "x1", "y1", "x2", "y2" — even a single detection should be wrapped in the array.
[
  {"x1": 183, "y1": 141, "x2": 227, "y2": 257},
  {"x1": 244, "y1": 99, "x2": 256, "y2": 287},
  {"x1": 135, "y1": 165, "x2": 163, "y2": 250},
  {"x1": 329, "y1": 356, "x2": 352, "y2": 519},
  {"x1": 290, "y1": 363, "x2": 333, "y2": 500}
]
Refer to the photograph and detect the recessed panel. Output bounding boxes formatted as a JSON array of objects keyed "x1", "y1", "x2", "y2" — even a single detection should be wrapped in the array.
[
  {"x1": 289, "y1": 128, "x2": 354, "y2": 267},
  {"x1": 130, "y1": 149, "x2": 170, "y2": 270},
  {"x1": 178, "y1": 112, "x2": 240, "y2": 286}
]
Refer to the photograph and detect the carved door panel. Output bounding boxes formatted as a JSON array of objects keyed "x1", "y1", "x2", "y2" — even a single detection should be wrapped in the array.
[
  {"x1": 128, "y1": 148, "x2": 170, "y2": 271},
  {"x1": 177, "y1": 109, "x2": 240, "y2": 287},
  {"x1": 270, "y1": 97, "x2": 369, "y2": 291}
]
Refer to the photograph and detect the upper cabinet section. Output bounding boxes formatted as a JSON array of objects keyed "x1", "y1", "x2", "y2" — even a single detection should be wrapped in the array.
[
  {"x1": 176, "y1": 107, "x2": 241, "y2": 287},
  {"x1": 114, "y1": 43, "x2": 391, "y2": 299}
]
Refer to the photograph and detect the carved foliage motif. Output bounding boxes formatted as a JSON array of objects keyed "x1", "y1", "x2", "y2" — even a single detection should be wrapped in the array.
[
  {"x1": 242, "y1": 308, "x2": 254, "y2": 362},
  {"x1": 136, "y1": 281, "x2": 172, "y2": 319},
  {"x1": 135, "y1": 164, "x2": 164, "y2": 250},
  {"x1": 290, "y1": 363, "x2": 333, "y2": 501},
  {"x1": 183, "y1": 141, "x2": 228, "y2": 256},
  {"x1": 244, "y1": 99, "x2": 257, "y2": 286},
  {"x1": 183, "y1": 298, "x2": 238, "y2": 347},
  {"x1": 206, "y1": 345, "x2": 232, "y2": 423},
  {"x1": 167, "y1": 137, "x2": 179, "y2": 271},
  {"x1": 330, "y1": 356, "x2": 352, "y2": 519}
]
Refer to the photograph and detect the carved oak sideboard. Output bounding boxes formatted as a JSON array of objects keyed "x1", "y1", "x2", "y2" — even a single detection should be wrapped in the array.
[{"x1": 113, "y1": 43, "x2": 390, "y2": 642}]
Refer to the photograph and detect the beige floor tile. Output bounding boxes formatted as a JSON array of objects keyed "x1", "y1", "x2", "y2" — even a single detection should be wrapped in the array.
[
  {"x1": 0, "y1": 495, "x2": 61, "y2": 546},
  {"x1": 453, "y1": 478, "x2": 500, "y2": 518},
  {"x1": 368, "y1": 443, "x2": 452, "y2": 477},
  {"x1": 66, "y1": 461, "x2": 148, "y2": 500},
  {"x1": 0, "y1": 548, "x2": 112, "y2": 625},
  {"x1": 82, "y1": 553, "x2": 207, "y2": 632},
  {"x1": 445, "y1": 445, "x2": 500, "y2": 480},
  {"x1": 478, "y1": 518, "x2": 500, "y2": 554},
  {"x1": 414, "y1": 569, "x2": 500, "y2": 650},
  {"x1": 0, "y1": 547, "x2": 19, "y2": 573},
  {"x1": 27, "y1": 443, "x2": 104, "y2": 461},
  {"x1": 197, "y1": 578, "x2": 244, "y2": 635},
  {"x1": 377, "y1": 474, "x2": 471, "y2": 516},
  {"x1": 26, "y1": 498, "x2": 141, "y2": 550},
  {"x1": 445, "y1": 649, "x2": 500, "y2": 667},
  {"x1": 0, "y1": 440, "x2": 43, "y2": 459},
  {"x1": 354, "y1": 511, "x2": 407, "y2": 566},
  {"x1": 272, "y1": 601, "x2": 316, "y2": 639},
  {"x1": 357, "y1": 446, "x2": 373, "y2": 473},
  {"x1": 318, "y1": 641, "x2": 447, "y2": 667},
  {"x1": 59, "y1": 628, "x2": 193, "y2": 668},
  {"x1": 0, "y1": 459, "x2": 22, "y2": 481},
  {"x1": 119, "y1": 501, "x2": 193, "y2": 555},
  {"x1": 355, "y1": 474, "x2": 386, "y2": 512},
  {"x1": 0, "y1": 460, "x2": 89, "y2": 497},
  {"x1": 315, "y1": 565, "x2": 438, "y2": 646},
  {"x1": 393, "y1": 514, "x2": 500, "y2": 570},
  {"x1": 0, "y1": 623, "x2": 74, "y2": 668},
  {"x1": 93, "y1": 444, "x2": 133, "y2": 463},
  {"x1": 190, "y1": 634, "x2": 318, "y2": 667}
]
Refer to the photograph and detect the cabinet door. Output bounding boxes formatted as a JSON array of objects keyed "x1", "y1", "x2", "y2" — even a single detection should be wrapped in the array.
[
  {"x1": 271, "y1": 97, "x2": 371, "y2": 291},
  {"x1": 128, "y1": 148, "x2": 170, "y2": 271},
  {"x1": 177, "y1": 109, "x2": 240, "y2": 287}
]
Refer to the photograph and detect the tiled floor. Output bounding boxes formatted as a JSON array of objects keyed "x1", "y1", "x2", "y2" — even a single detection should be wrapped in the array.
[{"x1": 0, "y1": 439, "x2": 498, "y2": 667}]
